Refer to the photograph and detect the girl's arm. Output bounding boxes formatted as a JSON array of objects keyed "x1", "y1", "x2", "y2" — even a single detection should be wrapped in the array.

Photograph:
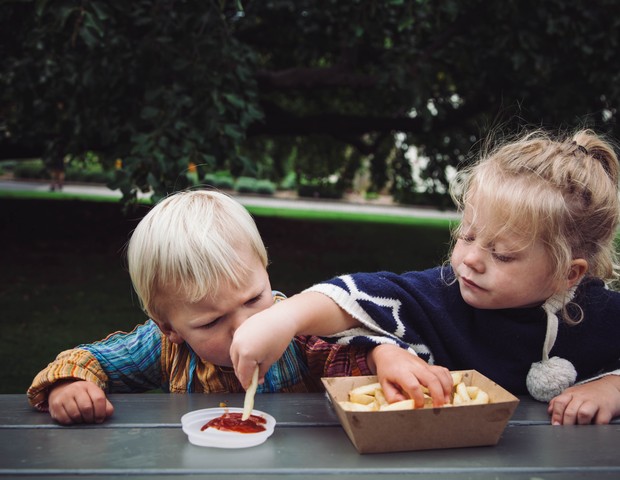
[{"x1": 548, "y1": 374, "x2": 620, "y2": 425}]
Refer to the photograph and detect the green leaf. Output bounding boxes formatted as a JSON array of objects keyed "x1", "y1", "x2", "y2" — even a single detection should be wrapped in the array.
[
  {"x1": 140, "y1": 107, "x2": 159, "y2": 120},
  {"x1": 224, "y1": 93, "x2": 246, "y2": 108},
  {"x1": 223, "y1": 124, "x2": 244, "y2": 141},
  {"x1": 90, "y1": 2, "x2": 110, "y2": 20}
]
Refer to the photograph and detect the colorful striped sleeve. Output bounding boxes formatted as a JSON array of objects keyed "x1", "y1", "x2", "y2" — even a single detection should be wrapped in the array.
[
  {"x1": 297, "y1": 335, "x2": 372, "y2": 379},
  {"x1": 79, "y1": 320, "x2": 163, "y2": 393},
  {"x1": 27, "y1": 348, "x2": 110, "y2": 411}
]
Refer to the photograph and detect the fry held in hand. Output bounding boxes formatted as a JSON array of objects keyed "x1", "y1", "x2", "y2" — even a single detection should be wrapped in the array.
[
  {"x1": 338, "y1": 372, "x2": 490, "y2": 411},
  {"x1": 242, "y1": 365, "x2": 259, "y2": 420}
]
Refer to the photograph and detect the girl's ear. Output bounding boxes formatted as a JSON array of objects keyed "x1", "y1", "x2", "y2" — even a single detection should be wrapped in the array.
[
  {"x1": 567, "y1": 259, "x2": 588, "y2": 288},
  {"x1": 155, "y1": 321, "x2": 184, "y2": 345}
]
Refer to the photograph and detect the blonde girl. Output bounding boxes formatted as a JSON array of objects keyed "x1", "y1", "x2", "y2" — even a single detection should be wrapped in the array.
[{"x1": 231, "y1": 129, "x2": 620, "y2": 425}]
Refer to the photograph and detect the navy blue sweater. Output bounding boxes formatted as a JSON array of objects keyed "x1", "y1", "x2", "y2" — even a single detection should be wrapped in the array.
[{"x1": 308, "y1": 266, "x2": 620, "y2": 395}]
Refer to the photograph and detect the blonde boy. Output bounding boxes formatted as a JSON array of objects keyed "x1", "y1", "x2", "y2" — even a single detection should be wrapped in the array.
[{"x1": 28, "y1": 190, "x2": 370, "y2": 424}]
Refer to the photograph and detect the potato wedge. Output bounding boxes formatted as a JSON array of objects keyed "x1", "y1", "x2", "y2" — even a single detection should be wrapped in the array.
[{"x1": 338, "y1": 373, "x2": 490, "y2": 412}]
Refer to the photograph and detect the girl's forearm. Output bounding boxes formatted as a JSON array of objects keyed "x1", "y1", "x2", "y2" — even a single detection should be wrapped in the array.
[{"x1": 280, "y1": 291, "x2": 359, "y2": 336}]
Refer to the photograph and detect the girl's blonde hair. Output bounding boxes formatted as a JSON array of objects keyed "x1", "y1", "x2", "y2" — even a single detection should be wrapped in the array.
[
  {"x1": 127, "y1": 189, "x2": 268, "y2": 318},
  {"x1": 451, "y1": 129, "x2": 620, "y2": 288}
]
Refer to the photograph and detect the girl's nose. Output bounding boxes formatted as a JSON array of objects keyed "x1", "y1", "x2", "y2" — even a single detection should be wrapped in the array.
[{"x1": 462, "y1": 245, "x2": 485, "y2": 272}]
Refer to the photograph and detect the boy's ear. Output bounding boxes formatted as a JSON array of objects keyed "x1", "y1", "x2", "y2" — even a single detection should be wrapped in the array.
[
  {"x1": 155, "y1": 320, "x2": 184, "y2": 345},
  {"x1": 567, "y1": 259, "x2": 588, "y2": 288}
]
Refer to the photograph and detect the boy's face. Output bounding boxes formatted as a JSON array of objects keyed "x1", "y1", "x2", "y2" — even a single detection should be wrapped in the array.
[{"x1": 152, "y1": 249, "x2": 273, "y2": 367}]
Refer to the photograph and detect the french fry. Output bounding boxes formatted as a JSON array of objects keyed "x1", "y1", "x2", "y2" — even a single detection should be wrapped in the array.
[
  {"x1": 469, "y1": 389, "x2": 490, "y2": 405},
  {"x1": 380, "y1": 399, "x2": 415, "y2": 411},
  {"x1": 241, "y1": 365, "x2": 259, "y2": 421},
  {"x1": 452, "y1": 392, "x2": 464, "y2": 405},
  {"x1": 338, "y1": 372, "x2": 490, "y2": 412},
  {"x1": 349, "y1": 392, "x2": 375, "y2": 405},
  {"x1": 349, "y1": 382, "x2": 382, "y2": 396},
  {"x1": 373, "y1": 388, "x2": 388, "y2": 408},
  {"x1": 456, "y1": 382, "x2": 471, "y2": 402}
]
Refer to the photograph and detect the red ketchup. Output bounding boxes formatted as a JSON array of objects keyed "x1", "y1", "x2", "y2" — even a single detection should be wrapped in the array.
[{"x1": 201, "y1": 411, "x2": 266, "y2": 434}]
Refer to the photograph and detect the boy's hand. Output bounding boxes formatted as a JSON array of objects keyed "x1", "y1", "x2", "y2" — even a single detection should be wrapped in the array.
[
  {"x1": 231, "y1": 291, "x2": 357, "y2": 389},
  {"x1": 548, "y1": 375, "x2": 620, "y2": 425},
  {"x1": 368, "y1": 344, "x2": 453, "y2": 408},
  {"x1": 48, "y1": 380, "x2": 114, "y2": 425},
  {"x1": 230, "y1": 309, "x2": 297, "y2": 389}
]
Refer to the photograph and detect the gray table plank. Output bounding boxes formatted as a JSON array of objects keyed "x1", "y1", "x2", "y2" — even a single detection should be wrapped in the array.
[
  {"x1": 5, "y1": 476, "x2": 620, "y2": 480},
  {"x1": 1, "y1": 424, "x2": 619, "y2": 475},
  {"x1": 0, "y1": 393, "x2": 562, "y2": 428},
  {"x1": 2, "y1": 393, "x2": 342, "y2": 427}
]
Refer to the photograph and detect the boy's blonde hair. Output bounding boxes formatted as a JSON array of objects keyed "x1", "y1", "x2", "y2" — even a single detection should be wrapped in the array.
[
  {"x1": 127, "y1": 189, "x2": 268, "y2": 318},
  {"x1": 451, "y1": 129, "x2": 620, "y2": 286}
]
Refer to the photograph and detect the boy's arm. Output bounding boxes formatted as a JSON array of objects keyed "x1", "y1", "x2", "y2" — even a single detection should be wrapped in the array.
[
  {"x1": 27, "y1": 348, "x2": 110, "y2": 411},
  {"x1": 78, "y1": 320, "x2": 163, "y2": 393},
  {"x1": 231, "y1": 291, "x2": 359, "y2": 388},
  {"x1": 27, "y1": 320, "x2": 163, "y2": 411},
  {"x1": 47, "y1": 379, "x2": 114, "y2": 425}
]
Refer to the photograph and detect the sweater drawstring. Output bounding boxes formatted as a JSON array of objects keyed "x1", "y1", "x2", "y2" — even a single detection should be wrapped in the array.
[{"x1": 526, "y1": 287, "x2": 577, "y2": 402}]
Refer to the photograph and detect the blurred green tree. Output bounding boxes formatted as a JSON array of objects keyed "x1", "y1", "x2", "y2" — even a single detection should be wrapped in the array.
[{"x1": 1, "y1": 0, "x2": 619, "y2": 205}]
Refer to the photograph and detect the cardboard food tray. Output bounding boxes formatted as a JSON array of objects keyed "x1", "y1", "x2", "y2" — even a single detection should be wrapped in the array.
[{"x1": 321, "y1": 370, "x2": 519, "y2": 454}]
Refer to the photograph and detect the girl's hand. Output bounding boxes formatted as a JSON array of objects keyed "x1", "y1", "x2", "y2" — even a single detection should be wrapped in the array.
[
  {"x1": 367, "y1": 344, "x2": 453, "y2": 408},
  {"x1": 48, "y1": 380, "x2": 114, "y2": 425},
  {"x1": 548, "y1": 375, "x2": 620, "y2": 425}
]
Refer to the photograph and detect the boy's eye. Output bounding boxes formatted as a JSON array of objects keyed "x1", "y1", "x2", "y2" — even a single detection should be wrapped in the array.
[
  {"x1": 245, "y1": 294, "x2": 262, "y2": 306},
  {"x1": 202, "y1": 318, "x2": 221, "y2": 329}
]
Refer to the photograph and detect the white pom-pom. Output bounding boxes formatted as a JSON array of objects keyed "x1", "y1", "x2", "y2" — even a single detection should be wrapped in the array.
[{"x1": 526, "y1": 356, "x2": 577, "y2": 402}]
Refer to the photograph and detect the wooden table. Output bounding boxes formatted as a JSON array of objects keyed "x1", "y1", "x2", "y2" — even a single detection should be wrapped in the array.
[{"x1": 1, "y1": 393, "x2": 619, "y2": 479}]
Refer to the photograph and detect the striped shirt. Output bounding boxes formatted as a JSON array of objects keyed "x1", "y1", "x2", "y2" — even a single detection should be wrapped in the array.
[{"x1": 27, "y1": 294, "x2": 370, "y2": 410}]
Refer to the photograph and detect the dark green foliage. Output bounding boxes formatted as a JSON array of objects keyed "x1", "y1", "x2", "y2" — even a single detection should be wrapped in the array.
[
  {"x1": 1, "y1": 1, "x2": 263, "y2": 204},
  {"x1": 2, "y1": 1, "x2": 619, "y2": 206}
]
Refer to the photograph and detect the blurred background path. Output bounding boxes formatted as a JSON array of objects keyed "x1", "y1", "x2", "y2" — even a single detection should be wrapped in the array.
[{"x1": 0, "y1": 178, "x2": 460, "y2": 220}]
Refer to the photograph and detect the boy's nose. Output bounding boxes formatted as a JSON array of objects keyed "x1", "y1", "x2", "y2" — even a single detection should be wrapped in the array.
[{"x1": 230, "y1": 312, "x2": 251, "y2": 331}]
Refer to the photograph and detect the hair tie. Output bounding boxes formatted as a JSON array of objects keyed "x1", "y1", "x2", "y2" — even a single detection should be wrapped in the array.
[
  {"x1": 526, "y1": 287, "x2": 577, "y2": 402},
  {"x1": 571, "y1": 141, "x2": 588, "y2": 156}
]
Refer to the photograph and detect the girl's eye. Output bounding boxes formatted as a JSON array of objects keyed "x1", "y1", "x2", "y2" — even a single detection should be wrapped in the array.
[
  {"x1": 492, "y1": 252, "x2": 514, "y2": 263},
  {"x1": 459, "y1": 234, "x2": 475, "y2": 243}
]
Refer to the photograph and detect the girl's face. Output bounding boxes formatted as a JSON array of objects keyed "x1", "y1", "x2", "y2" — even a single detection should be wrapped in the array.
[
  {"x1": 151, "y1": 248, "x2": 274, "y2": 366},
  {"x1": 450, "y1": 207, "x2": 561, "y2": 310}
]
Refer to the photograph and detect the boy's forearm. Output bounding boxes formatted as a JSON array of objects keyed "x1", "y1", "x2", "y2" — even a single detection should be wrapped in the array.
[
  {"x1": 231, "y1": 291, "x2": 360, "y2": 389},
  {"x1": 27, "y1": 348, "x2": 108, "y2": 411}
]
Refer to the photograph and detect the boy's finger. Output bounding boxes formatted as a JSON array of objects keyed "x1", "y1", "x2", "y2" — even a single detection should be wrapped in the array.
[{"x1": 234, "y1": 361, "x2": 257, "y2": 390}]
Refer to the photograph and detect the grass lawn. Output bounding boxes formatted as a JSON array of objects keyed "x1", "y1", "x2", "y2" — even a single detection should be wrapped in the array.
[{"x1": 0, "y1": 194, "x2": 454, "y2": 394}]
